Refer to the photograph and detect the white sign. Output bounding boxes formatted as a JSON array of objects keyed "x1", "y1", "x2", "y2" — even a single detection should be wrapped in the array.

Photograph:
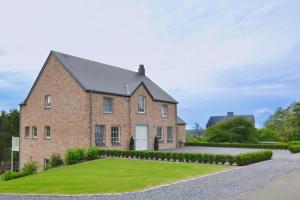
[{"x1": 12, "y1": 137, "x2": 19, "y2": 152}]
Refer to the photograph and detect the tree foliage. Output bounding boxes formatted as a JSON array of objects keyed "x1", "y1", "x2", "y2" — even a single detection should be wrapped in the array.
[
  {"x1": 205, "y1": 117, "x2": 256, "y2": 143},
  {"x1": 264, "y1": 102, "x2": 300, "y2": 141},
  {"x1": 0, "y1": 109, "x2": 20, "y2": 162}
]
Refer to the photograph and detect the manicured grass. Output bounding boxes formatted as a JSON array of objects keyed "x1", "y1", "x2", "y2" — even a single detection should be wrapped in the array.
[{"x1": 0, "y1": 158, "x2": 231, "y2": 194}]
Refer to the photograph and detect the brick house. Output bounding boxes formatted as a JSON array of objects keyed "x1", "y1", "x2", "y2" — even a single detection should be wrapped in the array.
[{"x1": 20, "y1": 51, "x2": 186, "y2": 168}]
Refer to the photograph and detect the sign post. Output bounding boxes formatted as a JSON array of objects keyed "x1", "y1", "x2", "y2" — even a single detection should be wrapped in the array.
[{"x1": 11, "y1": 137, "x2": 19, "y2": 172}]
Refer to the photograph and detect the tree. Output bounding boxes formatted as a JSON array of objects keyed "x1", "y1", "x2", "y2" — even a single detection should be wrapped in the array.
[
  {"x1": 205, "y1": 117, "x2": 256, "y2": 143},
  {"x1": 0, "y1": 109, "x2": 20, "y2": 162},
  {"x1": 264, "y1": 102, "x2": 300, "y2": 141}
]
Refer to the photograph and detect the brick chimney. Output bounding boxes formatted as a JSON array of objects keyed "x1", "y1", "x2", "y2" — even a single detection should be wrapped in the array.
[
  {"x1": 138, "y1": 64, "x2": 145, "y2": 76},
  {"x1": 227, "y1": 112, "x2": 234, "y2": 117}
]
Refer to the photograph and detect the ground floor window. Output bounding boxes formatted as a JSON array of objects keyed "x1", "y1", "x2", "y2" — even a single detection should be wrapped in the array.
[
  {"x1": 157, "y1": 127, "x2": 163, "y2": 143},
  {"x1": 32, "y1": 126, "x2": 38, "y2": 138},
  {"x1": 95, "y1": 125, "x2": 105, "y2": 145},
  {"x1": 44, "y1": 159, "x2": 50, "y2": 167},
  {"x1": 25, "y1": 126, "x2": 30, "y2": 139},
  {"x1": 167, "y1": 126, "x2": 173, "y2": 143},
  {"x1": 111, "y1": 126, "x2": 120, "y2": 144},
  {"x1": 45, "y1": 126, "x2": 51, "y2": 139}
]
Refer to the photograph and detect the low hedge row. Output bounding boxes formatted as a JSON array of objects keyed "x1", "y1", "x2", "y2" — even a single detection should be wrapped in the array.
[
  {"x1": 288, "y1": 145, "x2": 300, "y2": 153},
  {"x1": 65, "y1": 147, "x2": 100, "y2": 165},
  {"x1": 1, "y1": 160, "x2": 37, "y2": 181},
  {"x1": 185, "y1": 142, "x2": 289, "y2": 150},
  {"x1": 98, "y1": 149, "x2": 272, "y2": 166}
]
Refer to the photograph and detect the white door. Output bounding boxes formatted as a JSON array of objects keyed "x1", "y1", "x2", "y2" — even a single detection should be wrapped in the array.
[{"x1": 135, "y1": 125, "x2": 148, "y2": 150}]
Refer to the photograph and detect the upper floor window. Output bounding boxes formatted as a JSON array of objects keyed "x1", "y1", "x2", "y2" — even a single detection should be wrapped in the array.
[
  {"x1": 157, "y1": 127, "x2": 163, "y2": 143},
  {"x1": 45, "y1": 95, "x2": 51, "y2": 108},
  {"x1": 162, "y1": 104, "x2": 168, "y2": 117},
  {"x1": 167, "y1": 126, "x2": 173, "y2": 143},
  {"x1": 32, "y1": 126, "x2": 38, "y2": 138},
  {"x1": 103, "y1": 97, "x2": 112, "y2": 113},
  {"x1": 95, "y1": 125, "x2": 105, "y2": 146},
  {"x1": 138, "y1": 96, "x2": 145, "y2": 113},
  {"x1": 25, "y1": 127, "x2": 30, "y2": 139},
  {"x1": 111, "y1": 126, "x2": 120, "y2": 144},
  {"x1": 45, "y1": 126, "x2": 51, "y2": 139}
]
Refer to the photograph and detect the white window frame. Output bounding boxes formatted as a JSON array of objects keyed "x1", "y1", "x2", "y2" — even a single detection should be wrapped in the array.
[
  {"x1": 95, "y1": 125, "x2": 105, "y2": 146},
  {"x1": 25, "y1": 127, "x2": 30, "y2": 139},
  {"x1": 103, "y1": 97, "x2": 113, "y2": 113},
  {"x1": 157, "y1": 127, "x2": 164, "y2": 143},
  {"x1": 138, "y1": 96, "x2": 145, "y2": 113},
  {"x1": 45, "y1": 95, "x2": 51, "y2": 108},
  {"x1": 111, "y1": 126, "x2": 120, "y2": 144},
  {"x1": 45, "y1": 126, "x2": 51, "y2": 139},
  {"x1": 167, "y1": 126, "x2": 173, "y2": 143},
  {"x1": 32, "y1": 126, "x2": 38, "y2": 139},
  {"x1": 161, "y1": 104, "x2": 168, "y2": 117}
]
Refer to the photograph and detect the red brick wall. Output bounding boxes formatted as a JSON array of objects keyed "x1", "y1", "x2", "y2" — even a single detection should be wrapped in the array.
[{"x1": 20, "y1": 55, "x2": 90, "y2": 169}]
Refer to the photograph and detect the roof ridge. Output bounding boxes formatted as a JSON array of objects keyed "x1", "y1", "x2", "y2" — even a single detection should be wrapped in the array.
[{"x1": 51, "y1": 50, "x2": 142, "y2": 76}]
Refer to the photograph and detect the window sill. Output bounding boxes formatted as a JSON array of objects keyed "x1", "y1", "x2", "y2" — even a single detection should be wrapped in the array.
[
  {"x1": 137, "y1": 112, "x2": 145, "y2": 114},
  {"x1": 45, "y1": 137, "x2": 51, "y2": 140},
  {"x1": 167, "y1": 140, "x2": 173, "y2": 143},
  {"x1": 162, "y1": 116, "x2": 168, "y2": 118},
  {"x1": 112, "y1": 142, "x2": 121, "y2": 146},
  {"x1": 96, "y1": 143, "x2": 106, "y2": 146},
  {"x1": 33, "y1": 137, "x2": 38, "y2": 139},
  {"x1": 25, "y1": 137, "x2": 30, "y2": 139},
  {"x1": 103, "y1": 112, "x2": 112, "y2": 114},
  {"x1": 45, "y1": 107, "x2": 51, "y2": 109}
]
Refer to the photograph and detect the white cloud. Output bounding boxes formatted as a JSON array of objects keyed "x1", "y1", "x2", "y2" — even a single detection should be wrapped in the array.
[{"x1": 254, "y1": 108, "x2": 273, "y2": 116}]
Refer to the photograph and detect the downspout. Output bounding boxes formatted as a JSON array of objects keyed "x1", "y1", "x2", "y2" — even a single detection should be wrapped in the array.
[
  {"x1": 89, "y1": 91, "x2": 93, "y2": 146},
  {"x1": 175, "y1": 103, "x2": 178, "y2": 148}
]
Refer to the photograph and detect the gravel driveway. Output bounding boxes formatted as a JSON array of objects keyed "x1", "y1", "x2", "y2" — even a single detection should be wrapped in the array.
[{"x1": 1, "y1": 147, "x2": 300, "y2": 200}]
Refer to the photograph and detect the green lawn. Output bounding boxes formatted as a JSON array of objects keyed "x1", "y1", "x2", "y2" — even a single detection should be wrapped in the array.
[{"x1": 0, "y1": 158, "x2": 231, "y2": 194}]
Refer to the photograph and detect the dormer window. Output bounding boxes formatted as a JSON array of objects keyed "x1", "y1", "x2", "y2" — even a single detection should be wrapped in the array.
[
  {"x1": 45, "y1": 95, "x2": 51, "y2": 108},
  {"x1": 138, "y1": 96, "x2": 145, "y2": 113}
]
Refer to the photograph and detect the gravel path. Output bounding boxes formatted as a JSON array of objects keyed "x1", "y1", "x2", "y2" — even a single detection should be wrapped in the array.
[{"x1": 1, "y1": 148, "x2": 300, "y2": 200}]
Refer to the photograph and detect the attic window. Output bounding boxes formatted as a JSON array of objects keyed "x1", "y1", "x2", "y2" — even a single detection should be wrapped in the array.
[
  {"x1": 138, "y1": 96, "x2": 145, "y2": 113},
  {"x1": 45, "y1": 95, "x2": 51, "y2": 108}
]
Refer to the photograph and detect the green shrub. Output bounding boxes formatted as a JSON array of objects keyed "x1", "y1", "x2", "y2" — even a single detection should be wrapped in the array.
[
  {"x1": 235, "y1": 150, "x2": 272, "y2": 166},
  {"x1": 50, "y1": 153, "x2": 64, "y2": 167},
  {"x1": 65, "y1": 148, "x2": 85, "y2": 165},
  {"x1": 154, "y1": 136, "x2": 159, "y2": 151},
  {"x1": 288, "y1": 145, "x2": 300, "y2": 153},
  {"x1": 129, "y1": 136, "x2": 135, "y2": 150},
  {"x1": 22, "y1": 160, "x2": 37, "y2": 176},
  {"x1": 86, "y1": 147, "x2": 100, "y2": 160},
  {"x1": 185, "y1": 142, "x2": 289, "y2": 150},
  {"x1": 1, "y1": 160, "x2": 37, "y2": 181}
]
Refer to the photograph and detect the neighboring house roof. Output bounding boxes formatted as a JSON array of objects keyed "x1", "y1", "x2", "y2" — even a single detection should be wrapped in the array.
[
  {"x1": 21, "y1": 51, "x2": 178, "y2": 105},
  {"x1": 177, "y1": 116, "x2": 186, "y2": 125},
  {"x1": 206, "y1": 112, "x2": 255, "y2": 128}
]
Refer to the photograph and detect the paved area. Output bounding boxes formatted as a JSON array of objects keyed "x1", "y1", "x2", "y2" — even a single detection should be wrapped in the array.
[
  {"x1": 230, "y1": 168, "x2": 300, "y2": 200},
  {"x1": 1, "y1": 147, "x2": 300, "y2": 200}
]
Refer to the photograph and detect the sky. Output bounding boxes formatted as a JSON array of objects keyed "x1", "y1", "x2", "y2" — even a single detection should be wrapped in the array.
[{"x1": 0, "y1": 0, "x2": 300, "y2": 129}]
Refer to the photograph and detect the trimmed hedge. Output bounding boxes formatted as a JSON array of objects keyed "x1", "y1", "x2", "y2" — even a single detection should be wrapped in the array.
[
  {"x1": 185, "y1": 142, "x2": 289, "y2": 150},
  {"x1": 288, "y1": 145, "x2": 300, "y2": 153},
  {"x1": 98, "y1": 149, "x2": 272, "y2": 166},
  {"x1": 65, "y1": 148, "x2": 85, "y2": 165}
]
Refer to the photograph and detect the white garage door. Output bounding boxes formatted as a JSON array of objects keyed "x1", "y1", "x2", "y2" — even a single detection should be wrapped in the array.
[{"x1": 135, "y1": 125, "x2": 148, "y2": 150}]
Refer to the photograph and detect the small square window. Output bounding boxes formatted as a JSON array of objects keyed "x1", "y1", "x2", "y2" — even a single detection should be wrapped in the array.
[
  {"x1": 45, "y1": 126, "x2": 51, "y2": 139},
  {"x1": 138, "y1": 96, "x2": 145, "y2": 113},
  {"x1": 25, "y1": 127, "x2": 30, "y2": 139},
  {"x1": 167, "y1": 126, "x2": 173, "y2": 143},
  {"x1": 32, "y1": 126, "x2": 38, "y2": 138},
  {"x1": 45, "y1": 95, "x2": 51, "y2": 108},
  {"x1": 162, "y1": 104, "x2": 168, "y2": 117},
  {"x1": 103, "y1": 97, "x2": 112, "y2": 113},
  {"x1": 157, "y1": 127, "x2": 164, "y2": 143},
  {"x1": 111, "y1": 126, "x2": 120, "y2": 144}
]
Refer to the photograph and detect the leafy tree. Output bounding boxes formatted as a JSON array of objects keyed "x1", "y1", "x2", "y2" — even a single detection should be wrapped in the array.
[
  {"x1": 256, "y1": 127, "x2": 280, "y2": 142},
  {"x1": 205, "y1": 117, "x2": 256, "y2": 143},
  {"x1": 0, "y1": 109, "x2": 20, "y2": 162},
  {"x1": 265, "y1": 102, "x2": 300, "y2": 141}
]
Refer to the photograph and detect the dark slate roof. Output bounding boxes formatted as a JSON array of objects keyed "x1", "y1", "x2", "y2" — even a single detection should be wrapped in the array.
[
  {"x1": 177, "y1": 116, "x2": 186, "y2": 125},
  {"x1": 206, "y1": 114, "x2": 255, "y2": 128},
  {"x1": 22, "y1": 51, "x2": 177, "y2": 105}
]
